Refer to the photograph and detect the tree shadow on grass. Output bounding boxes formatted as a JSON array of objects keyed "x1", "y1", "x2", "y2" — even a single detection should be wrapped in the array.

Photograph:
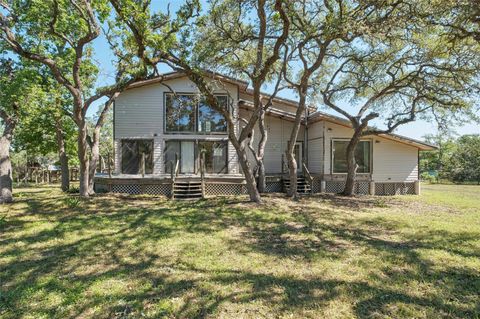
[{"x1": 0, "y1": 192, "x2": 479, "y2": 318}]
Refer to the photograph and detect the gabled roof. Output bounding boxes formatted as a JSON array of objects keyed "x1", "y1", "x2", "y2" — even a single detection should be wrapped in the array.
[
  {"x1": 239, "y1": 101, "x2": 436, "y2": 151},
  {"x1": 125, "y1": 71, "x2": 437, "y2": 151},
  {"x1": 126, "y1": 70, "x2": 249, "y2": 91},
  {"x1": 308, "y1": 111, "x2": 437, "y2": 151}
]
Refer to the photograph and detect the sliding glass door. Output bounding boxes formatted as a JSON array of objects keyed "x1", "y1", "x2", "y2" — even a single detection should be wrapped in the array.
[
  {"x1": 164, "y1": 140, "x2": 228, "y2": 174},
  {"x1": 180, "y1": 141, "x2": 195, "y2": 173}
]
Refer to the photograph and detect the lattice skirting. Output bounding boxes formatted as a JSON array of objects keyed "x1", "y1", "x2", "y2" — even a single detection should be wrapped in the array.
[
  {"x1": 311, "y1": 179, "x2": 322, "y2": 193},
  {"x1": 205, "y1": 183, "x2": 247, "y2": 196},
  {"x1": 325, "y1": 181, "x2": 370, "y2": 195},
  {"x1": 144, "y1": 184, "x2": 172, "y2": 196},
  {"x1": 264, "y1": 181, "x2": 282, "y2": 193},
  {"x1": 111, "y1": 184, "x2": 141, "y2": 195},
  {"x1": 96, "y1": 183, "x2": 172, "y2": 196},
  {"x1": 375, "y1": 182, "x2": 415, "y2": 195},
  {"x1": 325, "y1": 181, "x2": 345, "y2": 194}
]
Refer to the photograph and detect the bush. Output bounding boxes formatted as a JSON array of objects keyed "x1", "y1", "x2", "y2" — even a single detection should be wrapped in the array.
[
  {"x1": 63, "y1": 197, "x2": 82, "y2": 208},
  {"x1": 421, "y1": 172, "x2": 436, "y2": 184}
]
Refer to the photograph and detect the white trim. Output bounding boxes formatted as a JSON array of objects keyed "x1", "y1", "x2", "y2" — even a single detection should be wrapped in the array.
[{"x1": 331, "y1": 138, "x2": 372, "y2": 174}]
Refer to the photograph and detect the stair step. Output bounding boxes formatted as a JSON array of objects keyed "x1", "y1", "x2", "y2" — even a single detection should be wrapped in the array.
[
  {"x1": 173, "y1": 189, "x2": 203, "y2": 194},
  {"x1": 174, "y1": 193, "x2": 203, "y2": 197}
]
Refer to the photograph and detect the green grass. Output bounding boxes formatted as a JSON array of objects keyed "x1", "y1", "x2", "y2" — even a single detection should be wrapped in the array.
[{"x1": 0, "y1": 184, "x2": 479, "y2": 319}]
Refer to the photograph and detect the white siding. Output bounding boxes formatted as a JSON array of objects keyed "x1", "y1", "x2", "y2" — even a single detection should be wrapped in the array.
[
  {"x1": 307, "y1": 121, "x2": 324, "y2": 174},
  {"x1": 372, "y1": 137, "x2": 418, "y2": 182},
  {"x1": 239, "y1": 109, "x2": 305, "y2": 174},
  {"x1": 114, "y1": 76, "x2": 239, "y2": 175},
  {"x1": 322, "y1": 121, "x2": 418, "y2": 182},
  {"x1": 323, "y1": 122, "x2": 356, "y2": 175}
]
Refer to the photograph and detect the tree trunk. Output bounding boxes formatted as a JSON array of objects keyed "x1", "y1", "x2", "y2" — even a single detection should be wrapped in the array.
[
  {"x1": 237, "y1": 145, "x2": 261, "y2": 203},
  {"x1": 77, "y1": 120, "x2": 90, "y2": 197},
  {"x1": 87, "y1": 129, "x2": 100, "y2": 195},
  {"x1": 343, "y1": 128, "x2": 362, "y2": 196},
  {"x1": 256, "y1": 108, "x2": 268, "y2": 193},
  {"x1": 286, "y1": 92, "x2": 307, "y2": 199},
  {"x1": 0, "y1": 134, "x2": 13, "y2": 203},
  {"x1": 54, "y1": 116, "x2": 70, "y2": 192},
  {"x1": 232, "y1": 132, "x2": 261, "y2": 202}
]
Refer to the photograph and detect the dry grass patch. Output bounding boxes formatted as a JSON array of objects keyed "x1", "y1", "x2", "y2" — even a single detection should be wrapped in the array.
[{"x1": 0, "y1": 184, "x2": 479, "y2": 318}]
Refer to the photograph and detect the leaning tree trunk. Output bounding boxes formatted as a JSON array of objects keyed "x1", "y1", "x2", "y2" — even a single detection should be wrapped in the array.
[
  {"x1": 286, "y1": 92, "x2": 307, "y2": 199},
  {"x1": 343, "y1": 129, "x2": 362, "y2": 196},
  {"x1": 87, "y1": 129, "x2": 100, "y2": 195},
  {"x1": 231, "y1": 133, "x2": 261, "y2": 203},
  {"x1": 256, "y1": 108, "x2": 268, "y2": 193},
  {"x1": 0, "y1": 133, "x2": 14, "y2": 203},
  {"x1": 54, "y1": 117, "x2": 70, "y2": 192},
  {"x1": 76, "y1": 119, "x2": 90, "y2": 197}
]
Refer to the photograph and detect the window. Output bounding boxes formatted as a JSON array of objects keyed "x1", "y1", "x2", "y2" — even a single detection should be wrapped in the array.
[
  {"x1": 165, "y1": 94, "x2": 196, "y2": 132},
  {"x1": 164, "y1": 140, "x2": 228, "y2": 174},
  {"x1": 164, "y1": 140, "x2": 195, "y2": 174},
  {"x1": 165, "y1": 93, "x2": 227, "y2": 133},
  {"x1": 332, "y1": 140, "x2": 371, "y2": 173},
  {"x1": 198, "y1": 96, "x2": 228, "y2": 133},
  {"x1": 199, "y1": 141, "x2": 228, "y2": 173},
  {"x1": 121, "y1": 139, "x2": 154, "y2": 174}
]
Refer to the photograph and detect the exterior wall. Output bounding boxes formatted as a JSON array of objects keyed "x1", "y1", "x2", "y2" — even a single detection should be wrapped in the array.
[
  {"x1": 371, "y1": 136, "x2": 418, "y2": 182},
  {"x1": 114, "y1": 76, "x2": 239, "y2": 175},
  {"x1": 322, "y1": 121, "x2": 418, "y2": 182},
  {"x1": 239, "y1": 109, "x2": 305, "y2": 174},
  {"x1": 307, "y1": 121, "x2": 324, "y2": 174},
  {"x1": 113, "y1": 75, "x2": 420, "y2": 183}
]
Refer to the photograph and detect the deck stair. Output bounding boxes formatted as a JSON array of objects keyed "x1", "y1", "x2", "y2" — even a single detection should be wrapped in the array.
[
  {"x1": 282, "y1": 175, "x2": 312, "y2": 194},
  {"x1": 172, "y1": 179, "x2": 203, "y2": 200}
]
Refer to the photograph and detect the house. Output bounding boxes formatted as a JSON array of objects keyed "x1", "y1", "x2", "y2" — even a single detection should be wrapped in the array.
[{"x1": 94, "y1": 71, "x2": 436, "y2": 198}]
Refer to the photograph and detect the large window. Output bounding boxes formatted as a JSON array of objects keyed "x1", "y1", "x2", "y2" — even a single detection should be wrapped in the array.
[
  {"x1": 164, "y1": 140, "x2": 228, "y2": 174},
  {"x1": 121, "y1": 139, "x2": 154, "y2": 174},
  {"x1": 332, "y1": 140, "x2": 371, "y2": 173},
  {"x1": 198, "y1": 95, "x2": 228, "y2": 133},
  {"x1": 199, "y1": 141, "x2": 228, "y2": 174},
  {"x1": 165, "y1": 94, "x2": 196, "y2": 132},
  {"x1": 165, "y1": 93, "x2": 227, "y2": 133}
]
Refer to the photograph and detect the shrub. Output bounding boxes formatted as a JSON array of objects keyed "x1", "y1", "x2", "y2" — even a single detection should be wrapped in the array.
[{"x1": 63, "y1": 197, "x2": 82, "y2": 208}]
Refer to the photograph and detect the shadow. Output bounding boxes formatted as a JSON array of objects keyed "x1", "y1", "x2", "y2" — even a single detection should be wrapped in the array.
[{"x1": 0, "y1": 188, "x2": 479, "y2": 318}]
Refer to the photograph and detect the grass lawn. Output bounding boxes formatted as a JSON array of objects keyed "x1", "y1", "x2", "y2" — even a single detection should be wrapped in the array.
[{"x1": 0, "y1": 184, "x2": 479, "y2": 319}]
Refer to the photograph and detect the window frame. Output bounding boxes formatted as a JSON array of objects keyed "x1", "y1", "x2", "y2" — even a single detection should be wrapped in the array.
[
  {"x1": 121, "y1": 138, "x2": 154, "y2": 175},
  {"x1": 331, "y1": 138, "x2": 372, "y2": 174},
  {"x1": 198, "y1": 140, "x2": 229, "y2": 174},
  {"x1": 164, "y1": 139, "x2": 229, "y2": 175},
  {"x1": 163, "y1": 92, "x2": 229, "y2": 135}
]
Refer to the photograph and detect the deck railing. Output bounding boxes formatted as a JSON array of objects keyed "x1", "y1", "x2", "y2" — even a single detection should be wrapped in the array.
[
  {"x1": 199, "y1": 151, "x2": 206, "y2": 198},
  {"x1": 169, "y1": 153, "x2": 180, "y2": 199},
  {"x1": 302, "y1": 161, "x2": 314, "y2": 193}
]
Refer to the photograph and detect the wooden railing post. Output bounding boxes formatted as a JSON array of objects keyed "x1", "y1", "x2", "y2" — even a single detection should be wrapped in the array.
[
  {"x1": 170, "y1": 153, "x2": 180, "y2": 199},
  {"x1": 141, "y1": 152, "x2": 145, "y2": 177},
  {"x1": 200, "y1": 151, "x2": 206, "y2": 198},
  {"x1": 302, "y1": 161, "x2": 313, "y2": 194},
  {"x1": 107, "y1": 153, "x2": 112, "y2": 178}
]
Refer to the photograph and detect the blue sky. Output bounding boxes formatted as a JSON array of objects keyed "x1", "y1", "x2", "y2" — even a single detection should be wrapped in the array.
[{"x1": 87, "y1": 1, "x2": 479, "y2": 141}]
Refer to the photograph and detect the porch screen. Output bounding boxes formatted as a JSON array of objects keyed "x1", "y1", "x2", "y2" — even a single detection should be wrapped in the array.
[
  {"x1": 121, "y1": 139, "x2": 154, "y2": 174},
  {"x1": 199, "y1": 141, "x2": 228, "y2": 174},
  {"x1": 332, "y1": 140, "x2": 371, "y2": 173}
]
